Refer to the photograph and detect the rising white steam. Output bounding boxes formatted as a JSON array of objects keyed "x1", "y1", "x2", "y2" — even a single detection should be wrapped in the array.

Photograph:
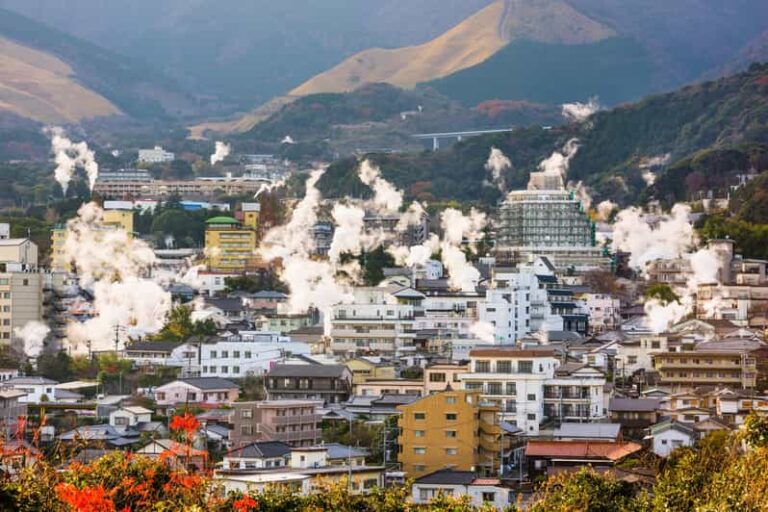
[
  {"x1": 210, "y1": 141, "x2": 231, "y2": 165},
  {"x1": 46, "y1": 126, "x2": 99, "y2": 195},
  {"x1": 611, "y1": 203, "x2": 724, "y2": 332},
  {"x1": 539, "y1": 138, "x2": 579, "y2": 179},
  {"x1": 569, "y1": 181, "x2": 592, "y2": 211},
  {"x1": 60, "y1": 202, "x2": 171, "y2": 352},
  {"x1": 596, "y1": 200, "x2": 617, "y2": 221},
  {"x1": 639, "y1": 154, "x2": 670, "y2": 187},
  {"x1": 254, "y1": 175, "x2": 288, "y2": 199},
  {"x1": 14, "y1": 321, "x2": 49, "y2": 359},
  {"x1": 358, "y1": 159, "x2": 403, "y2": 213},
  {"x1": 562, "y1": 98, "x2": 600, "y2": 123},
  {"x1": 439, "y1": 208, "x2": 487, "y2": 292},
  {"x1": 469, "y1": 321, "x2": 496, "y2": 343},
  {"x1": 484, "y1": 147, "x2": 511, "y2": 192},
  {"x1": 281, "y1": 135, "x2": 295, "y2": 144}
]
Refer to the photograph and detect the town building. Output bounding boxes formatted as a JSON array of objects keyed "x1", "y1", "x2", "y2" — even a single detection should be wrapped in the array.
[
  {"x1": 1, "y1": 272, "x2": 43, "y2": 346},
  {"x1": 345, "y1": 358, "x2": 396, "y2": 385},
  {"x1": 230, "y1": 400, "x2": 321, "y2": 448},
  {"x1": 525, "y1": 439, "x2": 642, "y2": 477},
  {"x1": 222, "y1": 441, "x2": 292, "y2": 470},
  {"x1": 423, "y1": 361, "x2": 468, "y2": 394},
  {"x1": 0, "y1": 388, "x2": 27, "y2": 438},
  {"x1": 5, "y1": 377, "x2": 58, "y2": 404},
  {"x1": 0, "y1": 238, "x2": 38, "y2": 268},
  {"x1": 154, "y1": 378, "x2": 240, "y2": 407},
  {"x1": 397, "y1": 390, "x2": 502, "y2": 478},
  {"x1": 137, "y1": 146, "x2": 175, "y2": 164},
  {"x1": 648, "y1": 420, "x2": 696, "y2": 457},
  {"x1": 411, "y1": 470, "x2": 513, "y2": 509},
  {"x1": 652, "y1": 345, "x2": 759, "y2": 390},
  {"x1": 204, "y1": 216, "x2": 257, "y2": 274},
  {"x1": 265, "y1": 364, "x2": 352, "y2": 404}
]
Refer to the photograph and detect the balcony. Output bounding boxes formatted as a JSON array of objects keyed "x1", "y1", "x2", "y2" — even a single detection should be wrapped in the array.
[
  {"x1": 273, "y1": 414, "x2": 321, "y2": 425},
  {"x1": 259, "y1": 424, "x2": 322, "y2": 443}
]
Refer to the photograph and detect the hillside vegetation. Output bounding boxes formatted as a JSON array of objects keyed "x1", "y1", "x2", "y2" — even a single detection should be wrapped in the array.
[{"x1": 318, "y1": 63, "x2": 768, "y2": 205}]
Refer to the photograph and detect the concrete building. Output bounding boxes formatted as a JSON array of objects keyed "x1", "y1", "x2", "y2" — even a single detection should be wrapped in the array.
[
  {"x1": 652, "y1": 347, "x2": 759, "y2": 390},
  {"x1": 138, "y1": 146, "x2": 175, "y2": 164},
  {"x1": 230, "y1": 400, "x2": 321, "y2": 448},
  {"x1": 423, "y1": 361, "x2": 468, "y2": 394},
  {"x1": 1, "y1": 272, "x2": 43, "y2": 346},
  {"x1": 397, "y1": 390, "x2": 502, "y2": 478},
  {"x1": 204, "y1": 216, "x2": 257, "y2": 273},
  {"x1": 0, "y1": 388, "x2": 28, "y2": 438},
  {"x1": 0, "y1": 239, "x2": 38, "y2": 268},
  {"x1": 240, "y1": 202, "x2": 260, "y2": 230},
  {"x1": 461, "y1": 347, "x2": 606, "y2": 435},
  {"x1": 494, "y1": 180, "x2": 609, "y2": 271},
  {"x1": 154, "y1": 378, "x2": 240, "y2": 407},
  {"x1": 5, "y1": 377, "x2": 57, "y2": 404},
  {"x1": 265, "y1": 364, "x2": 352, "y2": 404},
  {"x1": 411, "y1": 470, "x2": 512, "y2": 509},
  {"x1": 94, "y1": 176, "x2": 265, "y2": 199}
]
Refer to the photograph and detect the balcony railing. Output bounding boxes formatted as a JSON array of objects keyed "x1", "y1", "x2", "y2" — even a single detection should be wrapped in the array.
[{"x1": 273, "y1": 414, "x2": 321, "y2": 425}]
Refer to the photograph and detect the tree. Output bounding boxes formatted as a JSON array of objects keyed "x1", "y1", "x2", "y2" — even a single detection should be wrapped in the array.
[
  {"x1": 361, "y1": 246, "x2": 395, "y2": 286},
  {"x1": 152, "y1": 305, "x2": 217, "y2": 344},
  {"x1": 643, "y1": 283, "x2": 680, "y2": 305}
]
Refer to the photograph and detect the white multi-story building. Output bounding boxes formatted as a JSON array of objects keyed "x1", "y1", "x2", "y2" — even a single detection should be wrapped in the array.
[
  {"x1": 199, "y1": 332, "x2": 310, "y2": 378},
  {"x1": 138, "y1": 146, "x2": 175, "y2": 164},
  {"x1": 329, "y1": 286, "x2": 420, "y2": 356},
  {"x1": 578, "y1": 293, "x2": 621, "y2": 334},
  {"x1": 460, "y1": 346, "x2": 605, "y2": 435}
]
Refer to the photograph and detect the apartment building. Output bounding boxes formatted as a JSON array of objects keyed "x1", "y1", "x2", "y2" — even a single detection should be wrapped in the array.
[
  {"x1": 230, "y1": 400, "x2": 321, "y2": 448},
  {"x1": 652, "y1": 347, "x2": 759, "y2": 390},
  {"x1": 138, "y1": 146, "x2": 175, "y2": 164},
  {"x1": 460, "y1": 347, "x2": 605, "y2": 435},
  {"x1": 1, "y1": 272, "x2": 43, "y2": 346},
  {"x1": 329, "y1": 286, "x2": 420, "y2": 356},
  {"x1": 397, "y1": 390, "x2": 502, "y2": 478},
  {"x1": 94, "y1": 176, "x2": 265, "y2": 199},
  {"x1": 423, "y1": 361, "x2": 468, "y2": 394},
  {"x1": 204, "y1": 216, "x2": 257, "y2": 273},
  {"x1": 265, "y1": 364, "x2": 352, "y2": 404},
  {"x1": 0, "y1": 239, "x2": 38, "y2": 268}
]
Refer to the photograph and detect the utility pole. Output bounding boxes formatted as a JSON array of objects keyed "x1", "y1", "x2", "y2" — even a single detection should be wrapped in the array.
[{"x1": 113, "y1": 323, "x2": 121, "y2": 353}]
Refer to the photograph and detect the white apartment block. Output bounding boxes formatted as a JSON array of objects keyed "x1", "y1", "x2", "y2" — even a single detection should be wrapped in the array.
[
  {"x1": 578, "y1": 293, "x2": 621, "y2": 334},
  {"x1": 138, "y1": 146, "x2": 175, "y2": 164},
  {"x1": 329, "y1": 286, "x2": 420, "y2": 356},
  {"x1": 199, "y1": 332, "x2": 310, "y2": 378},
  {"x1": 460, "y1": 347, "x2": 605, "y2": 435}
]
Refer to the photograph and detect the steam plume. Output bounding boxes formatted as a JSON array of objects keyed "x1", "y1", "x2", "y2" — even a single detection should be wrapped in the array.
[
  {"x1": 46, "y1": 126, "x2": 99, "y2": 194},
  {"x1": 14, "y1": 321, "x2": 49, "y2": 359},
  {"x1": 210, "y1": 141, "x2": 231, "y2": 165},
  {"x1": 484, "y1": 147, "x2": 511, "y2": 192},
  {"x1": 562, "y1": 98, "x2": 600, "y2": 123}
]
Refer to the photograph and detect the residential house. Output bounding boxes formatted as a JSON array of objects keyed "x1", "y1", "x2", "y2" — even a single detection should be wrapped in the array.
[
  {"x1": 552, "y1": 423, "x2": 622, "y2": 443},
  {"x1": 136, "y1": 439, "x2": 207, "y2": 471},
  {"x1": 222, "y1": 441, "x2": 292, "y2": 470},
  {"x1": 411, "y1": 470, "x2": 513, "y2": 509},
  {"x1": 355, "y1": 379, "x2": 423, "y2": 397},
  {"x1": 0, "y1": 388, "x2": 27, "y2": 437},
  {"x1": 423, "y1": 361, "x2": 468, "y2": 394},
  {"x1": 397, "y1": 390, "x2": 502, "y2": 478},
  {"x1": 265, "y1": 364, "x2": 352, "y2": 404},
  {"x1": 154, "y1": 378, "x2": 240, "y2": 407},
  {"x1": 344, "y1": 394, "x2": 420, "y2": 422},
  {"x1": 525, "y1": 440, "x2": 642, "y2": 478},
  {"x1": 230, "y1": 400, "x2": 321, "y2": 448},
  {"x1": 649, "y1": 420, "x2": 697, "y2": 457},
  {"x1": 109, "y1": 406, "x2": 153, "y2": 430},
  {"x1": 5, "y1": 377, "x2": 57, "y2": 404},
  {"x1": 346, "y1": 358, "x2": 396, "y2": 385},
  {"x1": 608, "y1": 398, "x2": 661, "y2": 438}
]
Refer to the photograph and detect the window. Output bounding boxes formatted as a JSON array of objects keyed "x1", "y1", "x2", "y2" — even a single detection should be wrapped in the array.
[
  {"x1": 506, "y1": 383, "x2": 516, "y2": 395},
  {"x1": 518, "y1": 361, "x2": 533, "y2": 373},
  {"x1": 429, "y1": 373, "x2": 446, "y2": 382},
  {"x1": 445, "y1": 413, "x2": 457, "y2": 421},
  {"x1": 221, "y1": 351, "x2": 229, "y2": 358},
  {"x1": 233, "y1": 351, "x2": 240, "y2": 358},
  {"x1": 482, "y1": 492, "x2": 496, "y2": 503},
  {"x1": 476, "y1": 361, "x2": 490, "y2": 373},
  {"x1": 488, "y1": 383, "x2": 502, "y2": 395},
  {"x1": 210, "y1": 351, "x2": 217, "y2": 359},
  {"x1": 233, "y1": 366, "x2": 240, "y2": 374},
  {"x1": 221, "y1": 366, "x2": 228, "y2": 374},
  {"x1": 445, "y1": 448, "x2": 457, "y2": 455},
  {"x1": 527, "y1": 394, "x2": 536, "y2": 401},
  {"x1": 245, "y1": 351, "x2": 252, "y2": 358},
  {"x1": 627, "y1": 356, "x2": 638, "y2": 365},
  {"x1": 496, "y1": 361, "x2": 512, "y2": 373},
  {"x1": 241, "y1": 425, "x2": 253, "y2": 435},
  {"x1": 445, "y1": 396, "x2": 456, "y2": 404},
  {"x1": 527, "y1": 413, "x2": 536, "y2": 421},
  {"x1": 209, "y1": 366, "x2": 216, "y2": 373},
  {"x1": 466, "y1": 382, "x2": 482, "y2": 391},
  {"x1": 413, "y1": 447, "x2": 426, "y2": 454},
  {"x1": 241, "y1": 409, "x2": 253, "y2": 419},
  {"x1": 415, "y1": 430, "x2": 425, "y2": 437},
  {"x1": 445, "y1": 430, "x2": 457, "y2": 438},
  {"x1": 414, "y1": 413, "x2": 426, "y2": 420}
]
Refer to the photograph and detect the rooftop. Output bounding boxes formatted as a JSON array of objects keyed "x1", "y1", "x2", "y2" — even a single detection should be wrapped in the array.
[
  {"x1": 525, "y1": 440, "x2": 642, "y2": 461},
  {"x1": 267, "y1": 364, "x2": 348, "y2": 378},
  {"x1": 174, "y1": 378, "x2": 239, "y2": 390}
]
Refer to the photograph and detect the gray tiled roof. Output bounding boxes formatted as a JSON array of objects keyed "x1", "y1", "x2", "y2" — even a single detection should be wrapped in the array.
[
  {"x1": 177, "y1": 377, "x2": 239, "y2": 390},
  {"x1": 268, "y1": 364, "x2": 348, "y2": 378}
]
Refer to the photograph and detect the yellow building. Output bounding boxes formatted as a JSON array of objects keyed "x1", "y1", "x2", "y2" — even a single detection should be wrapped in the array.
[
  {"x1": 241, "y1": 203, "x2": 260, "y2": 230},
  {"x1": 205, "y1": 216, "x2": 257, "y2": 274},
  {"x1": 346, "y1": 358, "x2": 397, "y2": 385},
  {"x1": 397, "y1": 390, "x2": 502, "y2": 478},
  {"x1": 102, "y1": 209, "x2": 134, "y2": 233}
]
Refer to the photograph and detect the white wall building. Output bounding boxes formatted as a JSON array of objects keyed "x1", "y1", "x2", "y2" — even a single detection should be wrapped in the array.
[
  {"x1": 200, "y1": 332, "x2": 310, "y2": 378},
  {"x1": 138, "y1": 146, "x2": 175, "y2": 164}
]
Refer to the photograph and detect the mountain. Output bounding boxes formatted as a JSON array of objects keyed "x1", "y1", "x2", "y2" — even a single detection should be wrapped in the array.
[
  {"x1": 0, "y1": 0, "x2": 495, "y2": 107},
  {"x1": 0, "y1": 7, "x2": 197, "y2": 121},
  {"x1": 0, "y1": 35, "x2": 120, "y2": 124},
  {"x1": 293, "y1": 0, "x2": 615, "y2": 96},
  {"x1": 317, "y1": 63, "x2": 768, "y2": 206}
]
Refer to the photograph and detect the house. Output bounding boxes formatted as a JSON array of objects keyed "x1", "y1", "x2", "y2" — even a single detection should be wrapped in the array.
[
  {"x1": 222, "y1": 441, "x2": 292, "y2": 470},
  {"x1": 411, "y1": 470, "x2": 513, "y2": 510},
  {"x1": 344, "y1": 394, "x2": 420, "y2": 422},
  {"x1": 345, "y1": 358, "x2": 396, "y2": 385},
  {"x1": 200, "y1": 424, "x2": 232, "y2": 447},
  {"x1": 552, "y1": 423, "x2": 622, "y2": 443},
  {"x1": 123, "y1": 341, "x2": 197, "y2": 368},
  {"x1": 608, "y1": 398, "x2": 661, "y2": 437},
  {"x1": 154, "y1": 378, "x2": 240, "y2": 407},
  {"x1": 423, "y1": 361, "x2": 468, "y2": 394},
  {"x1": 648, "y1": 420, "x2": 697, "y2": 457},
  {"x1": 265, "y1": 364, "x2": 352, "y2": 404},
  {"x1": 109, "y1": 406, "x2": 153, "y2": 429},
  {"x1": 0, "y1": 369, "x2": 19, "y2": 382},
  {"x1": 355, "y1": 379, "x2": 423, "y2": 397},
  {"x1": 5, "y1": 377, "x2": 58, "y2": 404},
  {"x1": 0, "y1": 388, "x2": 27, "y2": 437},
  {"x1": 136, "y1": 439, "x2": 207, "y2": 471},
  {"x1": 58, "y1": 425, "x2": 141, "y2": 448},
  {"x1": 230, "y1": 400, "x2": 321, "y2": 448},
  {"x1": 525, "y1": 440, "x2": 642, "y2": 477},
  {"x1": 215, "y1": 444, "x2": 385, "y2": 495}
]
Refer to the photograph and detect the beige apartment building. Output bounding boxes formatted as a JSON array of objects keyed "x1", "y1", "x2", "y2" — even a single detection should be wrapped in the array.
[
  {"x1": 230, "y1": 400, "x2": 322, "y2": 448},
  {"x1": 0, "y1": 272, "x2": 43, "y2": 346}
]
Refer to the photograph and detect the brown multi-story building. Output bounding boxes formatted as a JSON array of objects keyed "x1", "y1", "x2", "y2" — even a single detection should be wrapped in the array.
[
  {"x1": 265, "y1": 364, "x2": 353, "y2": 404},
  {"x1": 231, "y1": 400, "x2": 322, "y2": 449},
  {"x1": 397, "y1": 390, "x2": 503, "y2": 478},
  {"x1": 652, "y1": 349, "x2": 758, "y2": 390}
]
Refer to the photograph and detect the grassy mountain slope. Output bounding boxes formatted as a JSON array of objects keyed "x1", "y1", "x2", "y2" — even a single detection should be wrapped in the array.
[
  {"x1": 0, "y1": 7, "x2": 196, "y2": 120},
  {"x1": 317, "y1": 64, "x2": 768, "y2": 205},
  {"x1": 0, "y1": 36, "x2": 120, "y2": 124},
  {"x1": 291, "y1": 0, "x2": 614, "y2": 96}
]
